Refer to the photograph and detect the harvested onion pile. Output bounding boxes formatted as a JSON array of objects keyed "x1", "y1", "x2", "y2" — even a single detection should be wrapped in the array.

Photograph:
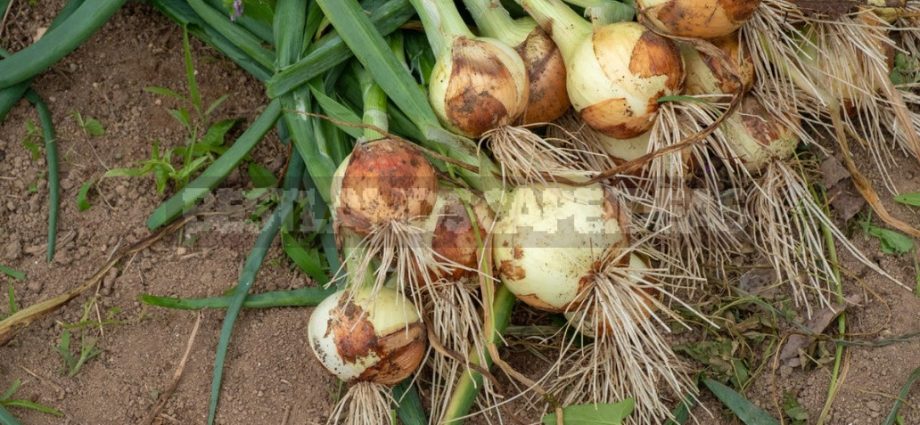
[{"x1": 300, "y1": 0, "x2": 920, "y2": 423}]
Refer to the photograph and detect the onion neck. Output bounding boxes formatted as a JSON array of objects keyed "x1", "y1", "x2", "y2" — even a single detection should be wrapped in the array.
[
  {"x1": 409, "y1": 0, "x2": 476, "y2": 57},
  {"x1": 463, "y1": 0, "x2": 534, "y2": 46},
  {"x1": 518, "y1": 0, "x2": 591, "y2": 59},
  {"x1": 358, "y1": 67, "x2": 388, "y2": 140}
]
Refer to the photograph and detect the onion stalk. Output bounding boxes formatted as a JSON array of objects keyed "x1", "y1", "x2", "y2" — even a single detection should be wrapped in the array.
[
  {"x1": 308, "y1": 287, "x2": 427, "y2": 425},
  {"x1": 519, "y1": 0, "x2": 684, "y2": 139}
]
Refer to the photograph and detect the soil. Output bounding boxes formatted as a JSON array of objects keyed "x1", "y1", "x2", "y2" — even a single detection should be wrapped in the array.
[{"x1": 1, "y1": 2, "x2": 920, "y2": 425}]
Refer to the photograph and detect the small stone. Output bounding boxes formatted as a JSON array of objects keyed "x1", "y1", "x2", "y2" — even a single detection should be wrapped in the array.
[
  {"x1": 102, "y1": 268, "x2": 118, "y2": 289},
  {"x1": 3, "y1": 238, "x2": 22, "y2": 260},
  {"x1": 867, "y1": 400, "x2": 881, "y2": 412},
  {"x1": 115, "y1": 184, "x2": 128, "y2": 197},
  {"x1": 176, "y1": 247, "x2": 187, "y2": 256},
  {"x1": 27, "y1": 280, "x2": 42, "y2": 293}
]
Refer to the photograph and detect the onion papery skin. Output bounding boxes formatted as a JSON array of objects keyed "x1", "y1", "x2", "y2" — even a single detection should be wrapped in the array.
[
  {"x1": 636, "y1": 0, "x2": 761, "y2": 39},
  {"x1": 567, "y1": 22, "x2": 684, "y2": 139},
  {"x1": 429, "y1": 36, "x2": 530, "y2": 137},
  {"x1": 308, "y1": 288, "x2": 426, "y2": 386},
  {"x1": 563, "y1": 254, "x2": 657, "y2": 338},
  {"x1": 335, "y1": 139, "x2": 438, "y2": 235},
  {"x1": 516, "y1": 26, "x2": 571, "y2": 124},
  {"x1": 492, "y1": 182, "x2": 630, "y2": 312},
  {"x1": 681, "y1": 33, "x2": 755, "y2": 95},
  {"x1": 720, "y1": 95, "x2": 799, "y2": 173},
  {"x1": 416, "y1": 189, "x2": 494, "y2": 281}
]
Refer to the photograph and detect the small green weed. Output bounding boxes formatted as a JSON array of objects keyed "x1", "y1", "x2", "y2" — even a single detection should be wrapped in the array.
[
  {"x1": 860, "y1": 213, "x2": 914, "y2": 255},
  {"x1": 104, "y1": 27, "x2": 237, "y2": 194},
  {"x1": 891, "y1": 53, "x2": 920, "y2": 86},
  {"x1": 53, "y1": 299, "x2": 125, "y2": 377},
  {"x1": 0, "y1": 379, "x2": 63, "y2": 417},
  {"x1": 21, "y1": 120, "x2": 42, "y2": 161},
  {"x1": 72, "y1": 111, "x2": 105, "y2": 138}
]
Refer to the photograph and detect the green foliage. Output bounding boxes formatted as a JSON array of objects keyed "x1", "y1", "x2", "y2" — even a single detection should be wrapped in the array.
[
  {"x1": 55, "y1": 329, "x2": 102, "y2": 377},
  {"x1": 541, "y1": 399, "x2": 635, "y2": 425},
  {"x1": 71, "y1": 111, "x2": 105, "y2": 137},
  {"x1": 895, "y1": 192, "x2": 920, "y2": 207},
  {"x1": 883, "y1": 367, "x2": 920, "y2": 425},
  {"x1": 76, "y1": 180, "x2": 93, "y2": 212},
  {"x1": 704, "y1": 379, "x2": 780, "y2": 425},
  {"x1": 861, "y1": 215, "x2": 915, "y2": 255},
  {"x1": 280, "y1": 230, "x2": 328, "y2": 285},
  {"x1": 0, "y1": 379, "x2": 63, "y2": 417},
  {"x1": 0, "y1": 264, "x2": 25, "y2": 281},
  {"x1": 21, "y1": 120, "x2": 42, "y2": 161},
  {"x1": 105, "y1": 27, "x2": 238, "y2": 195},
  {"x1": 890, "y1": 53, "x2": 920, "y2": 85},
  {"x1": 782, "y1": 392, "x2": 808, "y2": 425}
]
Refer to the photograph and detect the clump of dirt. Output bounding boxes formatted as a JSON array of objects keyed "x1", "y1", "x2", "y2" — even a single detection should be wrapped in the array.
[{"x1": 1, "y1": 1, "x2": 919, "y2": 425}]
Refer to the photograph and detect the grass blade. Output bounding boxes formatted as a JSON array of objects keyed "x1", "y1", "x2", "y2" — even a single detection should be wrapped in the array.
[
  {"x1": 704, "y1": 378, "x2": 780, "y2": 425},
  {"x1": 0, "y1": 404, "x2": 22, "y2": 425},
  {"x1": 206, "y1": 152, "x2": 304, "y2": 425},
  {"x1": 140, "y1": 285, "x2": 335, "y2": 310},
  {"x1": 0, "y1": 0, "x2": 127, "y2": 88},
  {"x1": 146, "y1": 99, "x2": 282, "y2": 230},
  {"x1": 22, "y1": 90, "x2": 59, "y2": 261},
  {"x1": 0, "y1": 265, "x2": 24, "y2": 281},
  {"x1": 882, "y1": 367, "x2": 920, "y2": 425}
]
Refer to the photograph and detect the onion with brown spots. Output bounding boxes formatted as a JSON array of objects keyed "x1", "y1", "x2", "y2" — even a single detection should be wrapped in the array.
[
  {"x1": 681, "y1": 33, "x2": 755, "y2": 96},
  {"x1": 462, "y1": 0, "x2": 570, "y2": 124},
  {"x1": 308, "y1": 287, "x2": 426, "y2": 425},
  {"x1": 636, "y1": 0, "x2": 761, "y2": 39},
  {"x1": 411, "y1": 0, "x2": 529, "y2": 138}
]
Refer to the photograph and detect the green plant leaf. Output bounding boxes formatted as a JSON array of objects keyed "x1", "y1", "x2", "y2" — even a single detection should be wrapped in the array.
[
  {"x1": 82, "y1": 117, "x2": 105, "y2": 137},
  {"x1": 890, "y1": 53, "x2": 920, "y2": 85},
  {"x1": 541, "y1": 400, "x2": 635, "y2": 425},
  {"x1": 1, "y1": 380, "x2": 22, "y2": 401},
  {"x1": 169, "y1": 108, "x2": 192, "y2": 130},
  {"x1": 205, "y1": 94, "x2": 231, "y2": 117},
  {"x1": 281, "y1": 231, "x2": 328, "y2": 285},
  {"x1": 2, "y1": 400, "x2": 63, "y2": 417},
  {"x1": 782, "y1": 392, "x2": 808, "y2": 424},
  {"x1": 894, "y1": 193, "x2": 920, "y2": 207},
  {"x1": 76, "y1": 181, "x2": 93, "y2": 212},
  {"x1": 862, "y1": 222, "x2": 914, "y2": 255},
  {"x1": 247, "y1": 163, "x2": 278, "y2": 188},
  {"x1": 182, "y1": 27, "x2": 202, "y2": 113},
  {"x1": 883, "y1": 367, "x2": 920, "y2": 425},
  {"x1": 144, "y1": 86, "x2": 185, "y2": 101},
  {"x1": 104, "y1": 166, "x2": 152, "y2": 178},
  {"x1": 0, "y1": 265, "x2": 25, "y2": 281},
  {"x1": 200, "y1": 118, "x2": 238, "y2": 147},
  {"x1": 704, "y1": 378, "x2": 780, "y2": 425}
]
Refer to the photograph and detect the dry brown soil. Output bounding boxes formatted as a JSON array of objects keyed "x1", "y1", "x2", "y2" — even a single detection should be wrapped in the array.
[{"x1": 1, "y1": 2, "x2": 920, "y2": 425}]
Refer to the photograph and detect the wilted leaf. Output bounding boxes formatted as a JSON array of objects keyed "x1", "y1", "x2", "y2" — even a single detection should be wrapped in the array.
[
  {"x1": 780, "y1": 295, "x2": 859, "y2": 367},
  {"x1": 542, "y1": 400, "x2": 635, "y2": 425}
]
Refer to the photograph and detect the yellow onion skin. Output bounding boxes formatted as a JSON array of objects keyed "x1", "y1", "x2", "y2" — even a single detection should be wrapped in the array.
[
  {"x1": 308, "y1": 288, "x2": 426, "y2": 385},
  {"x1": 721, "y1": 95, "x2": 799, "y2": 173},
  {"x1": 492, "y1": 182, "x2": 630, "y2": 312},
  {"x1": 637, "y1": 0, "x2": 761, "y2": 39},
  {"x1": 681, "y1": 33, "x2": 755, "y2": 95},
  {"x1": 336, "y1": 139, "x2": 438, "y2": 235},
  {"x1": 515, "y1": 27, "x2": 571, "y2": 124},
  {"x1": 567, "y1": 22, "x2": 684, "y2": 139},
  {"x1": 429, "y1": 36, "x2": 529, "y2": 137},
  {"x1": 563, "y1": 254, "x2": 657, "y2": 337},
  {"x1": 416, "y1": 189, "x2": 494, "y2": 281}
]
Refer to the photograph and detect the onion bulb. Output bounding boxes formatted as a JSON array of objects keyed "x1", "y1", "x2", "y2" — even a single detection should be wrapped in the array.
[
  {"x1": 308, "y1": 287, "x2": 426, "y2": 385},
  {"x1": 521, "y1": 0, "x2": 684, "y2": 139},
  {"x1": 681, "y1": 33, "x2": 755, "y2": 95},
  {"x1": 462, "y1": 0, "x2": 569, "y2": 124},
  {"x1": 492, "y1": 182, "x2": 630, "y2": 312},
  {"x1": 636, "y1": 0, "x2": 761, "y2": 39},
  {"x1": 719, "y1": 95, "x2": 799, "y2": 173},
  {"x1": 335, "y1": 139, "x2": 438, "y2": 235},
  {"x1": 412, "y1": 0, "x2": 529, "y2": 137},
  {"x1": 416, "y1": 188, "x2": 494, "y2": 281}
]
